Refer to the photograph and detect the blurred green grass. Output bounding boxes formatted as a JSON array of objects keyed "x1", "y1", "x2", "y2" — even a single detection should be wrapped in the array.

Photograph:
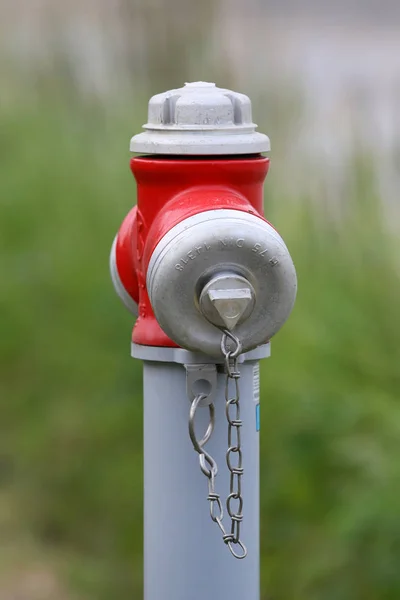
[{"x1": 1, "y1": 83, "x2": 400, "y2": 600}]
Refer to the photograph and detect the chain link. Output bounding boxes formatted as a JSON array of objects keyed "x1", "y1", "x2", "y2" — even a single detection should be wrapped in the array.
[{"x1": 188, "y1": 329, "x2": 247, "y2": 560}]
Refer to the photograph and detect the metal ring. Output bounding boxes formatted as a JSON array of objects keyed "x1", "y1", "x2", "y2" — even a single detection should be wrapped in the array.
[
  {"x1": 227, "y1": 493, "x2": 244, "y2": 518},
  {"x1": 199, "y1": 451, "x2": 218, "y2": 478},
  {"x1": 208, "y1": 494, "x2": 224, "y2": 522},
  {"x1": 226, "y1": 447, "x2": 243, "y2": 471},
  {"x1": 221, "y1": 329, "x2": 243, "y2": 358},
  {"x1": 189, "y1": 394, "x2": 215, "y2": 454},
  {"x1": 227, "y1": 539, "x2": 248, "y2": 560}
]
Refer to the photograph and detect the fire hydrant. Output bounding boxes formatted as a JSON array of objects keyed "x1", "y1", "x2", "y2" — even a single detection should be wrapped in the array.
[{"x1": 110, "y1": 82, "x2": 296, "y2": 600}]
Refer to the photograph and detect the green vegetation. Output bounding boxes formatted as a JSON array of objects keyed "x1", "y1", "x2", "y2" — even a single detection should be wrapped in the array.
[{"x1": 1, "y1": 82, "x2": 399, "y2": 600}]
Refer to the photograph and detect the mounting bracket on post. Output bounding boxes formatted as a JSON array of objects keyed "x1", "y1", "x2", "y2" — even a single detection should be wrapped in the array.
[{"x1": 185, "y1": 363, "x2": 217, "y2": 407}]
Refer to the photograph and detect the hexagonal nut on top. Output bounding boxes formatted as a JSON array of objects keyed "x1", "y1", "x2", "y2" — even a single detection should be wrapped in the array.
[{"x1": 130, "y1": 82, "x2": 270, "y2": 155}]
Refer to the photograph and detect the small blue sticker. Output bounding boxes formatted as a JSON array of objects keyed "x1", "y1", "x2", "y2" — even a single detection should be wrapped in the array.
[{"x1": 256, "y1": 404, "x2": 260, "y2": 432}]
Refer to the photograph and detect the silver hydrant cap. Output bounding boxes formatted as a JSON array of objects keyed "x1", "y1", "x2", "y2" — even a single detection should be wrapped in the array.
[{"x1": 130, "y1": 82, "x2": 270, "y2": 155}]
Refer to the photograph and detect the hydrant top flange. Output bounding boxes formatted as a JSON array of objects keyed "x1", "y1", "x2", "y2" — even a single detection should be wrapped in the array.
[{"x1": 130, "y1": 82, "x2": 271, "y2": 155}]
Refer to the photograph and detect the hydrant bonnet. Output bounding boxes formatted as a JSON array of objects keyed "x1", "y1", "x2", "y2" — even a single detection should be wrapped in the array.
[{"x1": 130, "y1": 82, "x2": 271, "y2": 155}]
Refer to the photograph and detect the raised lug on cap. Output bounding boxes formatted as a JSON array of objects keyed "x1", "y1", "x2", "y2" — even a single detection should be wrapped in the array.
[{"x1": 199, "y1": 273, "x2": 255, "y2": 331}]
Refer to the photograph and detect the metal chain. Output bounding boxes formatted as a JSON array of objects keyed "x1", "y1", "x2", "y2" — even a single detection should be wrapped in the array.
[
  {"x1": 222, "y1": 329, "x2": 246, "y2": 557},
  {"x1": 188, "y1": 329, "x2": 247, "y2": 560}
]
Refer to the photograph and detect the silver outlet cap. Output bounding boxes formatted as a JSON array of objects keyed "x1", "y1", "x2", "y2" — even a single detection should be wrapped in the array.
[{"x1": 147, "y1": 210, "x2": 297, "y2": 357}]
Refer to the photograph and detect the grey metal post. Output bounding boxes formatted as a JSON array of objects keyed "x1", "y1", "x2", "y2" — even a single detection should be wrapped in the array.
[{"x1": 133, "y1": 344, "x2": 270, "y2": 600}]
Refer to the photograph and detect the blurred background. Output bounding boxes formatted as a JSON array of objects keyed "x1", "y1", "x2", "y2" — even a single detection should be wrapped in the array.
[{"x1": 1, "y1": 0, "x2": 400, "y2": 598}]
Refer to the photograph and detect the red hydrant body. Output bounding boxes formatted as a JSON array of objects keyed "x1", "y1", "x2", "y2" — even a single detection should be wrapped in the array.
[{"x1": 115, "y1": 155, "x2": 270, "y2": 348}]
